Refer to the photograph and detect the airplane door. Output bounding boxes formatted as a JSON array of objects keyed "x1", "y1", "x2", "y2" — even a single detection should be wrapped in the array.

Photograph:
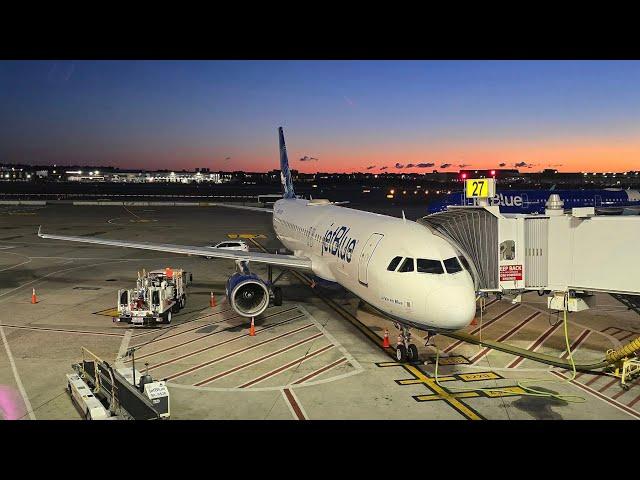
[
  {"x1": 594, "y1": 195, "x2": 602, "y2": 207},
  {"x1": 358, "y1": 233, "x2": 384, "y2": 286},
  {"x1": 521, "y1": 193, "x2": 528, "y2": 210}
]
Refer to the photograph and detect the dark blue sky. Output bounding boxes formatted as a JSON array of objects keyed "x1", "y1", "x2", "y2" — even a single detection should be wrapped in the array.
[{"x1": 2, "y1": 60, "x2": 640, "y2": 172}]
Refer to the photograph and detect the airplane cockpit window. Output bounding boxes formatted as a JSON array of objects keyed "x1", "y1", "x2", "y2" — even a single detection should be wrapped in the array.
[
  {"x1": 398, "y1": 257, "x2": 415, "y2": 272},
  {"x1": 443, "y1": 257, "x2": 463, "y2": 274},
  {"x1": 387, "y1": 256, "x2": 403, "y2": 271},
  {"x1": 458, "y1": 256, "x2": 471, "y2": 272},
  {"x1": 416, "y1": 259, "x2": 444, "y2": 274}
]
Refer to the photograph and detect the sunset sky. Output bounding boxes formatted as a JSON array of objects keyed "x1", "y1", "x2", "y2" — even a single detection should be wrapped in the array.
[{"x1": 1, "y1": 60, "x2": 640, "y2": 173}]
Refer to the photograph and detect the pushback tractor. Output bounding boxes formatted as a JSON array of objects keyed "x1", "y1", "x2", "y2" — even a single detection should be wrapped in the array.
[{"x1": 117, "y1": 267, "x2": 192, "y2": 326}]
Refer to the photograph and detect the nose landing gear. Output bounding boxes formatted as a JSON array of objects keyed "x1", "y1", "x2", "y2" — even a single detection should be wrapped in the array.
[{"x1": 394, "y1": 323, "x2": 419, "y2": 363}]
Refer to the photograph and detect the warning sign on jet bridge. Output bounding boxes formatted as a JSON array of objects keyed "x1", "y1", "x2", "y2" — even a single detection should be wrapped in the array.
[{"x1": 500, "y1": 264, "x2": 523, "y2": 281}]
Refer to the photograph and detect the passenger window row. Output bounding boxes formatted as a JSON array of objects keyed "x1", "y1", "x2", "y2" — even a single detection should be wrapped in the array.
[
  {"x1": 387, "y1": 256, "x2": 466, "y2": 274},
  {"x1": 279, "y1": 218, "x2": 323, "y2": 242}
]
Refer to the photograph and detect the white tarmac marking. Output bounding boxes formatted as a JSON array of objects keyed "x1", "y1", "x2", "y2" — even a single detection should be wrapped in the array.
[
  {"x1": 0, "y1": 326, "x2": 35, "y2": 419},
  {"x1": 0, "y1": 256, "x2": 136, "y2": 419},
  {"x1": 520, "y1": 301, "x2": 622, "y2": 348},
  {"x1": 167, "y1": 304, "x2": 364, "y2": 393}
]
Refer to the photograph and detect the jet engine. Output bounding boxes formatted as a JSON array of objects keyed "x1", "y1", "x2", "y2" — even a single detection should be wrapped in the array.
[{"x1": 226, "y1": 272, "x2": 270, "y2": 318}]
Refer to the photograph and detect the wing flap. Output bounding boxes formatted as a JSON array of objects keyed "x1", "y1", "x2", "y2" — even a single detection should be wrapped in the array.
[{"x1": 37, "y1": 229, "x2": 312, "y2": 270}]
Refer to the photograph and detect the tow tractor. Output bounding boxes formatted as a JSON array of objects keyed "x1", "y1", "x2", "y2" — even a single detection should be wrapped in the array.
[{"x1": 117, "y1": 267, "x2": 191, "y2": 326}]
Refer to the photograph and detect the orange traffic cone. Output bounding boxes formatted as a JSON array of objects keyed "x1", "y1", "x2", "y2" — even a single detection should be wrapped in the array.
[
  {"x1": 210, "y1": 292, "x2": 216, "y2": 308},
  {"x1": 31, "y1": 288, "x2": 37, "y2": 304},
  {"x1": 471, "y1": 317, "x2": 478, "y2": 326},
  {"x1": 249, "y1": 317, "x2": 256, "y2": 337},
  {"x1": 382, "y1": 328, "x2": 390, "y2": 348}
]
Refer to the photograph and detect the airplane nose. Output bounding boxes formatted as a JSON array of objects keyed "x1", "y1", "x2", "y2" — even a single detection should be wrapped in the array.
[{"x1": 426, "y1": 285, "x2": 476, "y2": 330}]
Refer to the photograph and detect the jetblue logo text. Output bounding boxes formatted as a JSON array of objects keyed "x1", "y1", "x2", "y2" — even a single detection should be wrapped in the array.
[
  {"x1": 323, "y1": 224, "x2": 357, "y2": 262},
  {"x1": 490, "y1": 194, "x2": 523, "y2": 207}
]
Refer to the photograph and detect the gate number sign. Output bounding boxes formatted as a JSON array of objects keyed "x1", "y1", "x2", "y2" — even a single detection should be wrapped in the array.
[{"x1": 465, "y1": 178, "x2": 494, "y2": 199}]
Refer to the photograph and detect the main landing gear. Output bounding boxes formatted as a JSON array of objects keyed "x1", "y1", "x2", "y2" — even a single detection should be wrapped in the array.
[{"x1": 394, "y1": 323, "x2": 419, "y2": 363}]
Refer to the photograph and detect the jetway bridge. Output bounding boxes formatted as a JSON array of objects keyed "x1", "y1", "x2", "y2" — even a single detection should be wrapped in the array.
[{"x1": 418, "y1": 200, "x2": 640, "y2": 311}]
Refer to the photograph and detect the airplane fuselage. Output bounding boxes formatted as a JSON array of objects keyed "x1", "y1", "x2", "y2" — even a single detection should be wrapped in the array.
[{"x1": 273, "y1": 198, "x2": 477, "y2": 331}]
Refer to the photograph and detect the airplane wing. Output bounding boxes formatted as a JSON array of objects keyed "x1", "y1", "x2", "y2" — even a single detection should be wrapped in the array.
[
  {"x1": 37, "y1": 227, "x2": 312, "y2": 270},
  {"x1": 210, "y1": 203, "x2": 273, "y2": 213}
]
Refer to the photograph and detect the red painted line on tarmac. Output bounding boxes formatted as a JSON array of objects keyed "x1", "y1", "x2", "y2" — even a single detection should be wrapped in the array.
[
  {"x1": 482, "y1": 298, "x2": 500, "y2": 309},
  {"x1": 283, "y1": 388, "x2": 306, "y2": 420},
  {"x1": 506, "y1": 320, "x2": 561, "y2": 369},
  {"x1": 602, "y1": 327, "x2": 621, "y2": 335},
  {"x1": 598, "y1": 377, "x2": 621, "y2": 393},
  {"x1": 469, "y1": 312, "x2": 539, "y2": 364},
  {"x1": 130, "y1": 307, "x2": 299, "y2": 362},
  {"x1": 194, "y1": 332, "x2": 324, "y2": 386},
  {"x1": 627, "y1": 392, "x2": 640, "y2": 409},
  {"x1": 161, "y1": 321, "x2": 312, "y2": 379},
  {"x1": 0, "y1": 323, "x2": 123, "y2": 337},
  {"x1": 585, "y1": 374, "x2": 605, "y2": 386},
  {"x1": 443, "y1": 304, "x2": 521, "y2": 354},
  {"x1": 617, "y1": 332, "x2": 639, "y2": 342},
  {"x1": 130, "y1": 309, "x2": 236, "y2": 347},
  {"x1": 293, "y1": 357, "x2": 348, "y2": 384},
  {"x1": 560, "y1": 329, "x2": 591, "y2": 359},
  {"x1": 238, "y1": 344, "x2": 334, "y2": 388},
  {"x1": 130, "y1": 307, "x2": 233, "y2": 339},
  {"x1": 551, "y1": 371, "x2": 640, "y2": 420},
  {"x1": 612, "y1": 380, "x2": 640, "y2": 400}
]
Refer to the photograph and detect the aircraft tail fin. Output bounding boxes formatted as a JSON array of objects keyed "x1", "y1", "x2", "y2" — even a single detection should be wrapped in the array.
[{"x1": 279, "y1": 127, "x2": 296, "y2": 199}]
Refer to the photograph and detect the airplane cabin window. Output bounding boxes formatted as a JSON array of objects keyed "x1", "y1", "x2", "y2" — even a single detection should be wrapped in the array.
[
  {"x1": 398, "y1": 258, "x2": 415, "y2": 272},
  {"x1": 416, "y1": 259, "x2": 444, "y2": 274},
  {"x1": 443, "y1": 257, "x2": 463, "y2": 274},
  {"x1": 387, "y1": 256, "x2": 403, "y2": 271}
]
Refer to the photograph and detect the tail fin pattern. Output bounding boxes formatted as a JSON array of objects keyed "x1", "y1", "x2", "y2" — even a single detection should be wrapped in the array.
[{"x1": 279, "y1": 127, "x2": 296, "y2": 199}]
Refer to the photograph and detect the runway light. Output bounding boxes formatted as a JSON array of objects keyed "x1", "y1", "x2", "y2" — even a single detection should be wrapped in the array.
[
  {"x1": 413, "y1": 190, "x2": 417, "y2": 194},
  {"x1": 390, "y1": 189, "x2": 395, "y2": 195},
  {"x1": 402, "y1": 190, "x2": 407, "y2": 195},
  {"x1": 386, "y1": 194, "x2": 394, "y2": 199}
]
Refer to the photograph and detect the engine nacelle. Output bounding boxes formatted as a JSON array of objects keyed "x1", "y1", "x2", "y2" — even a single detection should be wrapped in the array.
[{"x1": 226, "y1": 272, "x2": 270, "y2": 318}]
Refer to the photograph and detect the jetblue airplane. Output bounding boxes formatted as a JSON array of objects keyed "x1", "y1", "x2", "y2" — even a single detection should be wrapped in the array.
[
  {"x1": 428, "y1": 188, "x2": 640, "y2": 215},
  {"x1": 38, "y1": 128, "x2": 477, "y2": 362}
]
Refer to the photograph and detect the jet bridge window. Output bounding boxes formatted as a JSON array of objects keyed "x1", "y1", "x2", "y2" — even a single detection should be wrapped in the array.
[
  {"x1": 387, "y1": 256, "x2": 403, "y2": 271},
  {"x1": 416, "y1": 259, "x2": 444, "y2": 274},
  {"x1": 398, "y1": 257, "x2": 415, "y2": 272},
  {"x1": 443, "y1": 257, "x2": 463, "y2": 274}
]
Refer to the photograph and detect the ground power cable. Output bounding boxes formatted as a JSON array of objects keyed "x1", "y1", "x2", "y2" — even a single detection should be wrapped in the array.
[{"x1": 434, "y1": 292, "x2": 586, "y2": 404}]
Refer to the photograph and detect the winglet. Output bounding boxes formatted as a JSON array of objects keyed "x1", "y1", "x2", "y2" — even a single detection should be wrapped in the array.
[{"x1": 37, "y1": 225, "x2": 42, "y2": 237}]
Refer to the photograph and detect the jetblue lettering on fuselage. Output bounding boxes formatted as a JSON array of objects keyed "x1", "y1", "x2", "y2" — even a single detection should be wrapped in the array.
[
  {"x1": 323, "y1": 223, "x2": 357, "y2": 262},
  {"x1": 489, "y1": 193, "x2": 523, "y2": 207}
]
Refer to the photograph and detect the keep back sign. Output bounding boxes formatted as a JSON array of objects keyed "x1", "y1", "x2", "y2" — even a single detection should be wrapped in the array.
[{"x1": 500, "y1": 264, "x2": 523, "y2": 281}]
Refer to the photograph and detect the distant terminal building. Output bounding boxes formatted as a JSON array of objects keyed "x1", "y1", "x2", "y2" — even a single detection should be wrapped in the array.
[{"x1": 458, "y1": 169, "x2": 520, "y2": 180}]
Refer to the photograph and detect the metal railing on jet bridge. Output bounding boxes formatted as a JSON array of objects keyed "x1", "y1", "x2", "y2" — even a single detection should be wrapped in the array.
[{"x1": 418, "y1": 208, "x2": 499, "y2": 291}]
